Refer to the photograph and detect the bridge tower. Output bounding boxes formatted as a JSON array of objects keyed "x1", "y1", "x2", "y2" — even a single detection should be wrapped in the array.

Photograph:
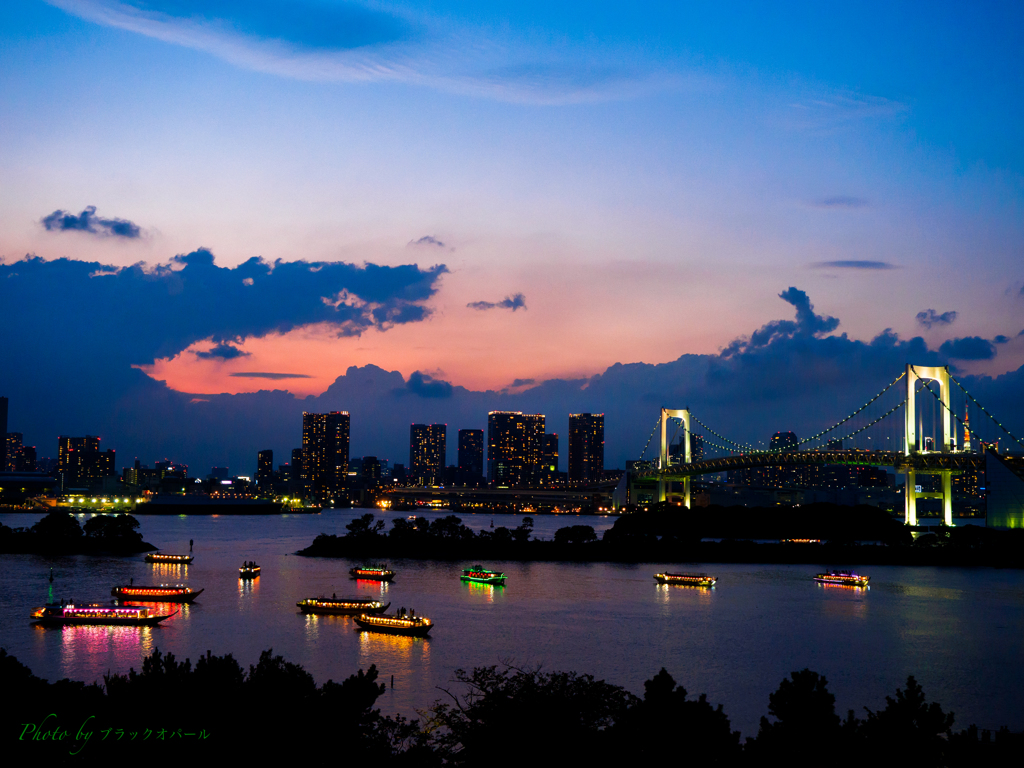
[
  {"x1": 658, "y1": 408, "x2": 691, "y2": 507},
  {"x1": 904, "y1": 364, "x2": 954, "y2": 527}
]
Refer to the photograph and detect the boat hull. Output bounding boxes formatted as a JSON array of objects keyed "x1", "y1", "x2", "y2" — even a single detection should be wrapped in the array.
[
  {"x1": 112, "y1": 588, "x2": 203, "y2": 603},
  {"x1": 460, "y1": 575, "x2": 506, "y2": 586},
  {"x1": 298, "y1": 601, "x2": 390, "y2": 615},
  {"x1": 145, "y1": 554, "x2": 193, "y2": 564},
  {"x1": 349, "y1": 570, "x2": 395, "y2": 581},
  {"x1": 33, "y1": 614, "x2": 172, "y2": 627},
  {"x1": 354, "y1": 617, "x2": 432, "y2": 637},
  {"x1": 814, "y1": 577, "x2": 869, "y2": 588},
  {"x1": 239, "y1": 569, "x2": 260, "y2": 579},
  {"x1": 654, "y1": 575, "x2": 716, "y2": 587}
]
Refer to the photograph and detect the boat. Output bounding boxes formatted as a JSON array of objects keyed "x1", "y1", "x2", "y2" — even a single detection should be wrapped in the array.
[
  {"x1": 349, "y1": 564, "x2": 395, "y2": 581},
  {"x1": 354, "y1": 610, "x2": 432, "y2": 637},
  {"x1": 239, "y1": 562, "x2": 261, "y2": 579},
  {"x1": 31, "y1": 602, "x2": 176, "y2": 626},
  {"x1": 814, "y1": 570, "x2": 870, "y2": 588},
  {"x1": 460, "y1": 566, "x2": 506, "y2": 586},
  {"x1": 145, "y1": 552, "x2": 193, "y2": 564},
  {"x1": 297, "y1": 596, "x2": 390, "y2": 615},
  {"x1": 111, "y1": 584, "x2": 204, "y2": 602},
  {"x1": 654, "y1": 572, "x2": 717, "y2": 587}
]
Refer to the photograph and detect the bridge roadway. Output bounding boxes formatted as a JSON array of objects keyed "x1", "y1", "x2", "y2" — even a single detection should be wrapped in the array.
[{"x1": 634, "y1": 450, "x2": 985, "y2": 481}]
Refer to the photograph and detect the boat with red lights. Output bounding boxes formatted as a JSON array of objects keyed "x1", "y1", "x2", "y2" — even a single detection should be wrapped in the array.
[
  {"x1": 111, "y1": 584, "x2": 203, "y2": 602},
  {"x1": 354, "y1": 609, "x2": 432, "y2": 637},
  {"x1": 31, "y1": 602, "x2": 176, "y2": 626},
  {"x1": 350, "y1": 564, "x2": 395, "y2": 581},
  {"x1": 460, "y1": 566, "x2": 506, "y2": 586},
  {"x1": 814, "y1": 570, "x2": 869, "y2": 588},
  {"x1": 654, "y1": 572, "x2": 717, "y2": 587},
  {"x1": 145, "y1": 552, "x2": 194, "y2": 564},
  {"x1": 239, "y1": 562, "x2": 260, "y2": 579},
  {"x1": 297, "y1": 595, "x2": 390, "y2": 615}
]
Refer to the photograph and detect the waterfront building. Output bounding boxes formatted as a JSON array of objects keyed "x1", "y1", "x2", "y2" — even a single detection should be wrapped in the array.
[
  {"x1": 302, "y1": 411, "x2": 350, "y2": 501},
  {"x1": 458, "y1": 429, "x2": 484, "y2": 479},
  {"x1": 57, "y1": 435, "x2": 115, "y2": 489},
  {"x1": 410, "y1": 423, "x2": 446, "y2": 486},
  {"x1": 5, "y1": 432, "x2": 22, "y2": 472},
  {"x1": 568, "y1": 413, "x2": 604, "y2": 484},
  {"x1": 523, "y1": 414, "x2": 546, "y2": 485},
  {"x1": 488, "y1": 411, "x2": 526, "y2": 485},
  {"x1": 257, "y1": 449, "x2": 273, "y2": 488},
  {"x1": 541, "y1": 433, "x2": 559, "y2": 482}
]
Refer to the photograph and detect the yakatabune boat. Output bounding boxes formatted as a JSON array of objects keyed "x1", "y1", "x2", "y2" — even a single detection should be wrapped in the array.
[
  {"x1": 31, "y1": 602, "x2": 176, "y2": 626},
  {"x1": 654, "y1": 572, "x2": 717, "y2": 587},
  {"x1": 354, "y1": 612, "x2": 432, "y2": 637},
  {"x1": 349, "y1": 565, "x2": 395, "y2": 581},
  {"x1": 296, "y1": 596, "x2": 390, "y2": 615},
  {"x1": 814, "y1": 570, "x2": 870, "y2": 587},
  {"x1": 145, "y1": 552, "x2": 194, "y2": 564},
  {"x1": 111, "y1": 584, "x2": 204, "y2": 602},
  {"x1": 460, "y1": 566, "x2": 506, "y2": 586},
  {"x1": 239, "y1": 563, "x2": 261, "y2": 579}
]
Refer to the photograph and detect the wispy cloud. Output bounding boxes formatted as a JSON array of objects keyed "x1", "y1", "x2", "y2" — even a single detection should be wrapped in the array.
[
  {"x1": 41, "y1": 205, "x2": 142, "y2": 238},
  {"x1": 468, "y1": 293, "x2": 527, "y2": 312},
  {"x1": 812, "y1": 196, "x2": 868, "y2": 209},
  {"x1": 409, "y1": 235, "x2": 445, "y2": 247},
  {"x1": 229, "y1": 372, "x2": 312, "y2": 380},
  {"x1": 811, "y1": 260, "x2": 897, "y2": 270},
  {"x1": 916, "y1": 309, "x2": 957, "y2": 329}
]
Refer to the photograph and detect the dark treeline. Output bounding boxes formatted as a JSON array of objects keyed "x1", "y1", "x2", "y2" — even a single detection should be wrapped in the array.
[
  {"x1": 0, "y1": 511, "x2": 155, "y2": 554},
  {"x1": 3, "y1": 646, "x2": 1020, "y2": 765},
  {"x1": 298, "y1": 505, "x2": 1024, "y2": 566}
]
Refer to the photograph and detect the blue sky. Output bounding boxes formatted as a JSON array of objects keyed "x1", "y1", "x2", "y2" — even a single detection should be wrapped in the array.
[{"x1": 1, "y1": 1, "x2": 1023, "y2": 469}]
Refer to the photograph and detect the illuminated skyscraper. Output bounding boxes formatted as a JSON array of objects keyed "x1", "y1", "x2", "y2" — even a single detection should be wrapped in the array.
[
  {"x1": 410, "y1": 424, "x2": 446, "y2": 485},
  {"x1": 257, "y1": 449, "x2": 274, "y2": 488},
  {"x1": 302, "y1": 411, "x2": 350, "y2": 501},
  {"x1": 57, "y1": 435, "x2": 115, "y2": 488},
  {"x1": 523, "y1": 414, "x2": 546, "y2": 484},
  {"x1": 541, "y1": 433, "x2": 559, "y2": 482},
  {"x1": 568, "y1": 413, "x2": 604, "y2": 483},
  {"x1": 458, "y1": 429, "x2": 484, "y2": 479},
  {"x1": 488, "y1": 411, "x2": 526, "y2": 485},
  {"x1": 5, "y1": 432, "x2": 22, "y2": 472},
  {"x1": 766, "y1": 431, "x2": 799, "y2": 487}
]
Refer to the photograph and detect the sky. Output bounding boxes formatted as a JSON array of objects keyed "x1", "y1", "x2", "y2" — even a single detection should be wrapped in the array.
[{"x1": 1, "y1": 1, "x2": 1023, "y2": 474}]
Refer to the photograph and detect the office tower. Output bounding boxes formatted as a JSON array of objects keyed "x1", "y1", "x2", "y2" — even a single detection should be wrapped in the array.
[
  {"x1": 568, "y1": 413, "x2": 604, "y2": 484},
  {"x1": 488, "y1": 411, "x2": 526, "y2": 485},
  {"x1": 458, "y1": 429, "x2": 484, "y2": 479},
  {"x1": 410, "y1": 424, "x2": 446, "y2": 486},
  {"x1": 256, "y1": 450, "x2": 274, "y2": 488},
  {"x1": 19, "y1": 445, "x2": 36, "y2": 473},
  {"x1": 0, "y1": 396, "x2": 7, "y2": 472},
  {"x1": 362, "y1": 456, "x2": 381, "y2": 484},
  {"x1": 57, "y1": 436, "x2": 115, "y2": 488},
  {"x1": 302, "y1": 411, "x2": 350, "y2": 500},
  {"x1": 290, "y1": 448, "x2": 305, "y2": 494},
  {"x1": 5, "y1": 432, "x2": 22, "y2": 472},
  {"x1": 541, "y1": 433, "x2": 559, "y2": 482},
  {"x1": 690, "y1": 433, "x2": 704, "y2": 463},
  {"x1": 392, "y1": 463, "x2": 407, "y2": 484},
  {"x1": 766, "y1": 431, "x2": 799, "y2": 487},
  {"x1": 523, "y1": 414, "x2": 545, "y2": 485}
]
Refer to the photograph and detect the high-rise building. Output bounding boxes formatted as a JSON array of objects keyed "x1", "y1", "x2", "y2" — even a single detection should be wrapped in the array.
[
  {"x1": 57, "y1": 436, "x2": 115, "y2": 488},
  {"x1": 765, "y1": 431, "x2": 799, "y2": 487},
  {"x1": 290, "y1": 448, "x2": 305, "y2": 495},
  {"x1": 541, "y1": 432, "x2": 559, "y2": 482},
  {"x1": 568, "y1": 413, "x2": 604, "y2": 484},
  {"x1": 19, "y1": 445, "x2": 36, "y2": 473},
  {"x1": 522, "y1": 414, "x2": 546, "y2": 485},
  {"x1": 410, "y1": 424, "x2": 446, "y2": 485},
  {"x1": 0, "y1": 396, "x2": 7, "y2": 472},
  {"x1": 458, "y1": 429, "x2": 484, "y2": 478},
  {"x1": 5, "y1": 432, "x2": 22, "y2": 472},
  {"x1": 361, "y1": 456, "x2": 382, "y2": 485},
  {"x1": 302, "y1": 411, "x2": 350, "y2": 501},
  {"x1": 488, "y1": 411, "x2": 527, "y2": 485},
  {"x1": 257, "y1": 450, "x2": 274, "y2": 488}
]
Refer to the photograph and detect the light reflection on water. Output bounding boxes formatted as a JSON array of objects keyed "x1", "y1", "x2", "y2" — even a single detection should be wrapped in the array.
[{"x1": 2, "y1": 510, "x2": 1024, "y2": 737}]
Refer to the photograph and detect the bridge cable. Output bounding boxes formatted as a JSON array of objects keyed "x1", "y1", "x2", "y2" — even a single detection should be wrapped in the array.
[
  {"x1": 637, "y1": 416, "x2": 663, "y2": 461},
  {"x1": 688, "y1": 414, "x2": 757, "y2": 452},
  {"x1": 915, "y1": 368, "x2": 1024, "y2": 449},
  {"x1": 790, "y1": 371, "x2": 906, "y2": 450}
]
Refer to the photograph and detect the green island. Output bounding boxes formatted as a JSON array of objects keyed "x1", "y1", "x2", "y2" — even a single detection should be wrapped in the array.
[
  {"x1": 298, "y1": 504, "x2": 1024, "y2": 567},
  {"x1": 0, "y1": 511, "x2": 156, "y2": 555}
]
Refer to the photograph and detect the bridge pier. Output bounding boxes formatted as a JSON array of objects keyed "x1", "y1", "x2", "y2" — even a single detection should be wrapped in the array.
[
  {"x1": 659, "y1": 408, "x2": 691, "y2": 508},
  {"x1": 904, "y1": 469, "x2": 953, "y2": 527}
]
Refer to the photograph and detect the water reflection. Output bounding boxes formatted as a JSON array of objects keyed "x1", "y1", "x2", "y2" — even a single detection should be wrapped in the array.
[
  {"x1": 655, "y1": 583, "x2": 714, "y2": 604},
  {"x1": 57, "y1": 624, "x2": 156, "y2": 676},
  {"x1": 149, "y1": 563, "x2": 188, "y2": 580},
  {"x1": 817, "y1": 582, "x2": 869, "y2": 593},
  {"x1": 302, "y1": 612, "x2": 356, "y2": 642},
  {"x1": 357, "y1": 629, "x2": 432, "y2": 670},
  {"x1": 463, "y1": 581, "x2": 503, "y2": 603},
  {"x1": 238, "y1": 577, "x2": 260, "y2": 599},
  {"x1": 354, "y1": 579, "x2": 391, "y2": 597}
]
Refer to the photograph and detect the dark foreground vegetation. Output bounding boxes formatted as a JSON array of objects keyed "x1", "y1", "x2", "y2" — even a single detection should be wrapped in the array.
[
  {"x1": 3, "y1": 646, "x2": 1020, "y2": 766},
  {"x1": 299, "y1": 505, "x2": 1024, "y2": 566},
  {"x1": 0, "y1": 511, "x2": 155, "y2": 554}
]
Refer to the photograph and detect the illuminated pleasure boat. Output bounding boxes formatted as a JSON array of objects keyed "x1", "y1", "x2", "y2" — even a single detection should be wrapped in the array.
[
  {"x1": 239, "y1": 562, "x2": 261, "y2": 579},
  {"x1": 31, "y1": 602, "x2": 176, "y2": 626},
  {"x1": 814, "y1": 570, "x2": 869, "y2": 588},
  {"x1": 297, "y1": 596, "x2": 390, "y2": 615},
  {"x1": 145, "y1": 552, "x2": 194, "y2": 564},
  {"x1": 111, "y1": 584, "x2": 204, "y2": 602},
  {"x1": 654, "y1": 572, "x2": 717, "y2": 587},
  {"x1": 460, "y1": 566, "x2": 506, "y2": 586},
  {"x1": 349, "y1": 564, "x2": 395, "y2": 581},
  {"x1": 354, "y1": 610, "x2": 432, "y2": 637}
]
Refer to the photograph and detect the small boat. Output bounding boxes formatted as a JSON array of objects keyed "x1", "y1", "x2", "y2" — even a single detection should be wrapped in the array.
[
  {"x1": 239, "y1": 562, "x2": 261, "y2": 579},
  {"x1": 654, "y1": 572, "x2": 717, "y2": 587},
  {"x1": 297, "y1": 596, "x2": 390, "y2": 615},
  {"x1": 350, "y1": 564, "x2": 395, "y2": 581},
  {"x1": 814, "y1": 570, "x2": 869, "y2": 588},
  {"x1": 460, "y1": 565, "x2": 506, "y2": 586},
  {"x1": 111, "y1": 584, "x2": 204, "y2": 602},
  {"x1": 31, "y1": 602, "x2": 176, "y2": 626},
  {"x1": 145, "y1": 552, "x2": 194, "y2": 564},
  {"x1": 354, "y1": 610, "x2": 432, "y2": 637}
]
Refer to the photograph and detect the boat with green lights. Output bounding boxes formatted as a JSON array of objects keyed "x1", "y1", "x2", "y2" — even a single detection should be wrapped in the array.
[
  {"x1": 349, "y1": 564, "x2": 395, "y2": 581},
  {"x1": 354, "y1": 609, "x2": 432, "y2": 637},
  {"x1": 653, "y1": 572, "x2": 717, "y2": 587},
  {"x1": 460, "y1": 566, "x2": 506, "y2": 586},
  {"x1": 31, "y1": 602, "x2": 176, "y2": 626},
  {"x1": 297, "y1": 595, "x2": 390, "y2": 615}
]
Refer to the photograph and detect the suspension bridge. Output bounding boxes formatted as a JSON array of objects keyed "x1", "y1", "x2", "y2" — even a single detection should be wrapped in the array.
[{"x1": 631, "y1": 364, "x2": 1024, "y2": 526}]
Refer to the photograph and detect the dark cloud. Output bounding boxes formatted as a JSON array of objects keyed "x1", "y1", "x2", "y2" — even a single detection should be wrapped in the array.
[
  {"x1": 812, "y1": 260, "x2": 897, "y2": 270},
  {"x1": 916, "y1": 309, "x2": 958, "y2": 329},
  {"x1": 814, "y1": 196, "x2": 868, "y2": 209},
  {"x1": 510, "y1": 378, "x2": 535, "y2": 387},
  {"x1": 725, "y1": 287, "x2": 838, "y2": 355},
  {"x1": 41, "y1": 206, "x2": 142, "y2": 239},
  {"x1": 938, "y1": 336, "x2": 996, "y2": 360},
  {"x1": 405, "y1": 371, "x2": 454, "y2": 398},
  {"x1": 994, "y1": 335, "x2": 1010, "y2": 344},
  {"x1": 195, "y1": 343, "x2": 249, "y2": 360},
  {"x1": 410, "y1": 236, "x2": 445, "y2": 247},
  {"x1": 229, "y1": 372, "x2": 312, "y2": 380},
  {"x1": 467, "y1": 293, "x2": 527, "y2": 311}
]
